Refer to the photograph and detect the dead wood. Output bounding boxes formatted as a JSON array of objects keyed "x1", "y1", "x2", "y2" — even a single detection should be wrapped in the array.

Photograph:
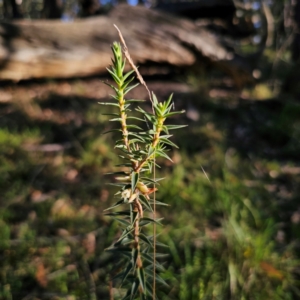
[{"x1": 0, "y1": 4, "x2": 254, "y2": 86}]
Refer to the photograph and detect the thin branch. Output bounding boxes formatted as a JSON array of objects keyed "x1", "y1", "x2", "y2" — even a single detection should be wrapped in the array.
[
  {"x1": 153, "y1": 155, "x2": 156, "y2": 300},
  {"x1": 114, "y1": 24, "x2": 153, "y2": 106}
]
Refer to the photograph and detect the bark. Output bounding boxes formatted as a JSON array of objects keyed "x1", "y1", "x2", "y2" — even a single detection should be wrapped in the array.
[
  {"x1": 42, "y1": 0, "x2": 63, "y2": 19},
  {"x1": 155, "y1": 0, "x2": 235, "y2": 20},
  {"x1": 79, "y1": 0, "x2": 101, "y2": 17},
  {"x1": 3, "y1": 0, "x2": 23, "y2": 19},
  {"x1": 292, "y1": 0, "x2": 300, "y2": 61},
  {"x1": 0, "y1": 4, "x2": 255, "y2": 86}
]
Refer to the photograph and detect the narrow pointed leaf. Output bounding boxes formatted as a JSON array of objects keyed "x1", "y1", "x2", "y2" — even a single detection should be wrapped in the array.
[
  {"x1": 105, "y1": 171, "x2": 129, "y2": 175},
  {"x1": 126, "y1": 99, "x2": 145, "y2": 103},
  {"x1": 155, "y1": 149, "x2": 173, "y2": 162},
  {"x1": 124, "y1": 83, "x2": 140, "y2": 95},
  {"x1": 159, "y1": 137, "x2": 178, "y2": 148},
  {"x1": 110, "y1": 217, "x2": 131, "y2": 226},
  {"x1": 132, "y1": 248, "x2": 139, "y2": 270},
  {"x1": 139, "y1": 233, "x2": 153, "y2": 247},
  {"x1": 126, "y1": 124, "x2": 143, "y2": 130},
  {"x1": 131, "y1": 172, "x2": 139, "y2": 194},
  {"x1": 123, "y1": 69, "x2": 135, "y2": 81},
  {"x1": 109, "y1": 118, "x2": 122, "y2": 122},
  {"x1": 121, "y1": 76, "x2": 135, "y2": 90},
  {"x1": 149, "y1": 200, "x2": 169, "y2": 206},
  {"x1": 130, "y1": 278, "x2": 140, "y2": 300},
  {"x1": 107, "y1": 67, "x2": 121, "y2": 84},
  {"x1": 164, "y1": 124, "x2": 187, "y2": 131},
  {"x1": 102, "y1": 129, "x2": 121, "y2": 135},
  {"x1": 103, "y1": 199, "x2": 126, "y2": 211},
  {"x1": 98, "y1": 102, "x2": 120, "y2": 107},
  {"x1": 141, "y1": 254, "x2": 165, "y2": 271},
  {"x1": 164, "y1": 110, "x2": 185, "y2": 117},
  {"x1": 165, "y1": 93, "x2": 173, "y2": 107},
  {"x1": 139, "y1": 195, "x2": 153, "y2": 212},
  {"x1": 126, "y1": 116, "x2": 146, "y2": 122},
  {"x1": 152, "y1": 92, "x2": 158, "y2": 106},
  {"x1": 102, "y1": 82, "x2": 119, "y2": 93},
  {"x1": 144, "y1": 268, "x2": 169, "y2": 287},
  {"x1": 105, "y1": 246, "x2": 132, "y2": 253},
  {"x1": 137, "y1": 267, "x2": 146, "y2": 293},
  {"x1": 121, "y1": 261, "x2": 133, "y2": 286},
  {"x1": 105, "y1": 211, "x2": 131, "y2": 217},
  {"x1": 139, "y1": 217, "x2": 162, "y2": 227},
  {"x1": 101, "y1": 113, "x2": 119, "y2": 116},
  {"x1": 141, "y1": 177, "x2": 164, "y2": 184}
]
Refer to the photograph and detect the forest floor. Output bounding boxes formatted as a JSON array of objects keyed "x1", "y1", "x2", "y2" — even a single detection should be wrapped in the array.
[{"x1": 1, "y1": 75, "x2": 300, "y2": 299}]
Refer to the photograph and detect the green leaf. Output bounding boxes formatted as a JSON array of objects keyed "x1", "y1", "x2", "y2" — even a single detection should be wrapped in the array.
[
  {"x1": 121, "y1": 261, "x2": 133, "y2": 286},
  {"x1": 132, "y1": 248, "x2": 139, "y2": 270},
  {"x1": 105, "y1": 171, "x2": 129, "y2": 175},
  {"x1": 126, "y1": 99, "x2": 145, "y2": 103},
  {"x1": 139, "y1": 233, "x2": 153, "y2": 247},
  {"x1": 129, "y1": 138, "x2": 146, "y2": 144},
  {"x1": 123, "y1": 104, "x2": 132, "y2": 111},
  {"x1": 147, "y1": 146, "x2": 156, "y2": 157},
  {"x1": 149, "y1": 252, "x2": 169, "y2": 258},
  {"x1": 164, "y1": 124, "x2": 187, "y2": 131},
  {"x1": 106, "y1": 67, "x2": 121, "y2": 84},
  {"x1": 124, "y1": 83, "x2": 140, "y2": 95},
  {"x1": 164, "y1": 110, "x2": 186, "y2": 117},
  {"x1": 150, "y1": 240, "x2": 169, "y2": 248},
  {"x1": 159, "y1": 137, "x2": 178, "y2": 148},
  {"x1": 115, "y1": 236, "x2": 134, "y2": 247},
  {"x1": 123, "y1": 69, "x2": 135, "y2": 81},
  {"x1": 126, "y1": 124, "x2": 143, "y2": 130},
  {"x1": 102, "y1": 81, "x2": 119, "y2": 93},
  {"x1": 110, "y1": 217, "x2": 130, "y2": 226},
  {"x1": 115, "y1": 229, "x2": 134, "y2": 246},
  {"x1": 144, "y1": 268, "x2": 169, "y2": 287},
  {"x1": 139, "y1": 217, "x2": 162, "y2": 227},
  {"x1": 109, "y1": 118, "x2": 122, "y2": 122},
  {"x1": 107, "y1": 182, "x2": 128, "y2": 187},
  {"x1": 149, "y1": 200, "x2": 169, "y2": 207},
  {"x1": 128, "y1": 133, "x2": 149, "y2": 141},
  {"x1": 130, "y1": 278, "x2": 140, "y2": 300},
  {"x1": 152, "y1": 92, "x2": 158, "y2": 106},
  {"x1": 141, "y1": 254, "x2": 165, "y2": 271},
  {"x1": 126, "y1": 116, "x2": 146, "y2": 122},
  {"x1": 103, "y1": 199, "x2": 126, "y2": 211},
  {"x1": 165, "y1": 93, "x2": 174, "y2": 107},
  {"x1": 121, "y1": 76, "x2": 135, "y2": 90},
  {"x1": 101, "y1": 113, "x2": 119, "y2": 116},
  {"x1": 141, "y1": 177, "x2": 164, "y2": 184},
  {"x1": 98, "y1": 101, "x2": 119, "y2": 107},
  {"x1": 105, "y1": 246, "x2": 132, "y2": 253},
  {"x1": 131, "y1": 172, "x2": 139, "y2": 194},
  {"x1": 105, "y1": 211, "x2": 131, "y2": 217},
  {"x1": 139, "y1": 195, "x2": 153, "y2": 212},
  {"x1": 155, "y1": 149, "x2": 173, "y2": 162},
  {"x1": 102, "y1": 129, "x2": 121, "y2": 135},
  {"x1": 137, "y1": 267, "x2": 146, "y2": 293}
]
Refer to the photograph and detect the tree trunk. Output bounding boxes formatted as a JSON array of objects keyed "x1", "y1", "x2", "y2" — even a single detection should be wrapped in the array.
[
  {"x1": 292, "y1": 0, "x2": 300, "y2": 61},
  {"x1": 3, "y1": 0, "x2": 23, "y2": 19},
  {"x1": 42, "y1": 0, "x2": 63, "y2": 19},
  {"x1": 0, "y1": 4, "x2": 255, "y2": 86},
  {"x1": 79, "y1": 0, "x2": 101, "y2": 17}
]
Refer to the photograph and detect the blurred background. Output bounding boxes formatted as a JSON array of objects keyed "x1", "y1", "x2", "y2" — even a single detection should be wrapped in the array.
[{"x1": 1, "y1": 0, "x2": 300, "y2": 299}]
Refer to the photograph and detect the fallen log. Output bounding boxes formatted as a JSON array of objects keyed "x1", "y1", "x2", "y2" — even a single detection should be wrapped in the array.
[{"x1": 0, "y1": 4, "x2": 255, "y2": 86}]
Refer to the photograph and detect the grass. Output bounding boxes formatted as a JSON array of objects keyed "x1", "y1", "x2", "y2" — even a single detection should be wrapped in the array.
[{"x1": 0, "y1": 70, "x2": 300, "y2": 299}]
